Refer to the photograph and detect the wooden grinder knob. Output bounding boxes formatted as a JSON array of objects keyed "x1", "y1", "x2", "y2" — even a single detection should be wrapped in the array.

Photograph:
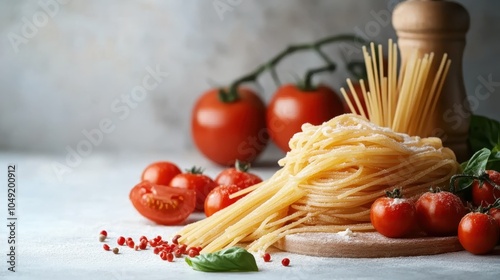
[{"x1": 393, "y1": 0, "x2": 470, "y2": 161}]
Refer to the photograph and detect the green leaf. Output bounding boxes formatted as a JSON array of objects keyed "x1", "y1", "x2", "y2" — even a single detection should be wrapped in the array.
[
  {"x1": 487, "y1": 143, "x2": 500, "y2": 171},
  {"x1": 185, "y1": 247, "x2": 258, "y2": 272},
  {"x1": 469, "y1": 115, "x2": 500, "y2": 153},
  {"x1": 456, "y1": 148, "x2": 491, "y2": 191}
]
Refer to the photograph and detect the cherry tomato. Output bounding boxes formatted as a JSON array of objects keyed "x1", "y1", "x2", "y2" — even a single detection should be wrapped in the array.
[
  {"x1": 129, "y1": 181, "x2": 196, "y2": 225},
  {"x1": 141, "y1": 161, "x2": 181, "y2": 186},
  {"x1": 472, "y1": 170, "x2": 500, "y2": 207},
  {"x1": 204, "y1": 185, "x2": 244, "y2": 217},
  {"x1": 488, "y1": 208, "x2": 500, "y2": 240},
  {"x1": 458, "y1": 212, "x2": 499, "y2": 255},
  {"x1": 370, "y1": 191, "x2": 417, "y2": 238},
  {"x1": 214, "y1": 161, "x2": 262, "y2": 189},
  {"x1": 266, "y1": 84, "x2": 344, "y2": 152},
  {"x1": 170, "y1": 167, "x2": 217, "y2": 211},
  {"x1": 192, "y1": 88, "x2": 268, "y2": 166},
  {"x1": 415, "y1": 190, "x2": 467, "y2": 236}
]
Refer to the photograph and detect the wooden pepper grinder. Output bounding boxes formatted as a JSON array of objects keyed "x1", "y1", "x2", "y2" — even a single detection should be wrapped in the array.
[{"x1": 393, "y1": 0, "x2": 470, "y2": 161}]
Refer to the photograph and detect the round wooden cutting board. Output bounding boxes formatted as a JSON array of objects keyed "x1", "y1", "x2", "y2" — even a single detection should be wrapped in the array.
[{"x1": 275, "y1": 232, "x2": 463, "y2": 258}]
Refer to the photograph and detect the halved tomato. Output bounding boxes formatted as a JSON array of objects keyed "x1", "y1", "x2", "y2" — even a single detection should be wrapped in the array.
[{"x1": 129, "y1": 181, "x2": 196, "y2": 225}]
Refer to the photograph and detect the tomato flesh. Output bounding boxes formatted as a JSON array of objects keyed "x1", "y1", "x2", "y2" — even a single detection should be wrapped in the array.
[
  {"x1": 458, "y1": 212, "x2": 499, "y2": 255},
  {"x1": 130, "y1": 181, "x2": 195, "y2": 225}
]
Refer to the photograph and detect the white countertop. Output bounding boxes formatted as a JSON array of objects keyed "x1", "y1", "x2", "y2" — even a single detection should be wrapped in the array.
[{"x1": 0, "y1": 151, "x2": 499, "y2": 280}]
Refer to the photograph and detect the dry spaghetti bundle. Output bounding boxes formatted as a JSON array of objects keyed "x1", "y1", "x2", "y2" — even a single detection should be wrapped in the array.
[
  {"x1": 341, "y1": 39, "x2": 451, "y2": 137},
  {"x1": 178, "y1": 114, "x2": 459, "y2": 253}
]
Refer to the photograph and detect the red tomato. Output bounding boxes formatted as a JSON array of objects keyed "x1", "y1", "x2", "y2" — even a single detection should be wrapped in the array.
[
  {"x1": 214, "y1": 161, "x2": 262, "y2": 189},
  {"x1": 458, "y1": 212, "x2": 499, "y2": 255},
  {"x1": 141, "y1": 161, "x2": 181, "y2": 186},
  {"x1": 129, "y1": 181, "x2": 195, "y2": 225},
  {"x1": 266, "y1": 84, "x2": 344, "y2": 152},
  {"x1": 191, "y1": 88, "x2": 268, "y2": 166},
  {"x1": 370, "y1": 196, "x2": 417, "y2": 238},
  {"x1": 472, "y1": 170, "x2": 500, "y2": 207},
  {"x1": 170, "y1": 167, "x2": 217, "y2": 211},
  {"x1": 415, "y1": 190, "x2": 467, "y2": 236},
  {"x1": 488, "y1": 208, "x2": 500, "y2": 240},
  {"x1": 204, "y1": 185, "x2": 244, "y2": 217}
]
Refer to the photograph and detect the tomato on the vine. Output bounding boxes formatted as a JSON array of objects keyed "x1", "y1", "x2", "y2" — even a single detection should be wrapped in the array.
[
  {"x1": 129, "y1": 181, "x2": 195, "y2": 225},
  {"x1": 191, "y1": 88, "x2": 268, "y2": 166},
  {"x1": 204, "y1": 185, "x2": 244, "y2": 217},
  {"x1": 266, "y1": 84, "x2": 344, "y2": 152},
  {"x1": 214, "y1": 161, "x2": 262, "y2": 189},
  {"x1": 370, "y1": 189, "x2": 417, "y2": 238},
  {"x1": 170, "y1": 167, "x2": 217, "y2": 211},
  {"x1": 141, "y1": 161, "x2": 181, "y2": 186},
  {"x1": 472, "y1": 170, "x2": 500, "y2": 207},
  {"x1": 415, "y1": 189, "x2": 466, "y2": 236},
  {"x1": 458, "y1": 212, "x2": 499, "y2": 255},
  {"x1": 488, "y1": 208, "x2": 500, "y2": 235}
]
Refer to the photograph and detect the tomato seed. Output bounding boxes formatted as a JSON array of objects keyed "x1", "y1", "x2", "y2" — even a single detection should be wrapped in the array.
[
  {"x1": 281, "y1": 258, "x2": 290, "y2": 267},
  {"x1": 100, "y1": 230, "x2": 108, "y2": 237},
  {"x1": 103, "y1": 244, "x2": 110, "y2": 251},
  {"x1": 112, "y1": 247, "x2": 119, "y2": 254},
  {"x1": 263, "y1": 253, "x2": 271, "y2": 262},
  {"x1": 117, "y1": 236, "x2": 126, "y2": 246}
]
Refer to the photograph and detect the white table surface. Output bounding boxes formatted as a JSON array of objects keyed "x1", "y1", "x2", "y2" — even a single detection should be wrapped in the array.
[{"x1": 0, "y1": 151, "x2": 499, "y2": 280}]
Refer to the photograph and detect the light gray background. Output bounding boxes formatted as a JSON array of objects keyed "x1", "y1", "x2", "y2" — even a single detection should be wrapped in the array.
[{"x1": 1, "y1": 0, "x2": 499, "y2": 156}]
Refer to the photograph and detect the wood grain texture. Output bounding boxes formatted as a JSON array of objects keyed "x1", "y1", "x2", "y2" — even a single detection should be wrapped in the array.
[{"x1": 275, "y1": 232, "x2": 463, "y2": 258}]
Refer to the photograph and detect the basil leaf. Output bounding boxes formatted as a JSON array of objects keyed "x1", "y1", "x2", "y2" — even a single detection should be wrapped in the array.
[
  {"x1": 487, "y1": 143, "x2": 500, "y2": 171},
  {"x1": 469, "y1": 115, "x2": 500, "y2": 153},
  {"x1": 185, "y1": 247, "x2": 258, "y2": 272},
  {"x1": 456, "y1": 148, "x2": 491, "y2": 191}
]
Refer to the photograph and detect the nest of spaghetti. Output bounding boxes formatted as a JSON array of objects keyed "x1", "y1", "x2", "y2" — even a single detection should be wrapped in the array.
[{"x1": 178, "y1": 114, "x2": 459, "y2": 253}]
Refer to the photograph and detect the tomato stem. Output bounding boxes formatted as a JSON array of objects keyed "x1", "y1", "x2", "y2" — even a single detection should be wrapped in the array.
[
  {"x1": 299, "y1": 64, "x2": 336, "y2": 91},
  {"x1": 385, "y1": 188, "x2": 403, "y2": 199},
  {"x1": 186, "y1": 166, "x2": 204, "y2": 174},
  {"x1": 234, "y1": 160, "x2": 250, "y2": 172},
  {"x1": 449, "y1": 172, "x2": 498, "y2": 193},
  {"x1": 227, "y1": 34, "x2": 368, "y2": 97},
  {"x1": 218, "y1": 88, "x2": 239, "y2": 103}
]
